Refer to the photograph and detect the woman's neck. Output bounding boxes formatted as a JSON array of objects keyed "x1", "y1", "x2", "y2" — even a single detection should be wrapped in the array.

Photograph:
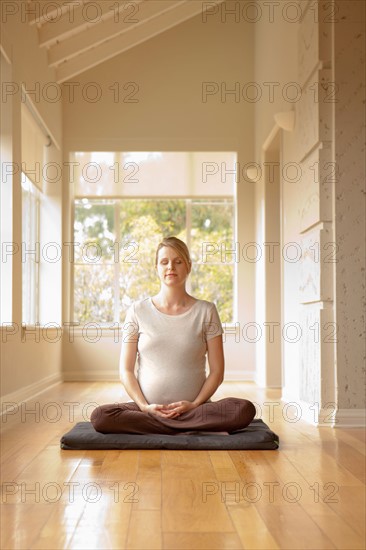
[{"x1": 152, "y1": 288, "x2": 196, "y2": 313}]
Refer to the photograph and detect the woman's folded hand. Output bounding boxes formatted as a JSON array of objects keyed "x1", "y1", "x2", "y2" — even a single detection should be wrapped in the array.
[
  {"x1": 141, "y1": 401, "x2": 198, "y2": 418},
  {"x1": 162, "y1": 400, "x2": 198, "y2": 417},
  {"x1": 142, "y1": 403, "x2": 181, "y2": 418}
]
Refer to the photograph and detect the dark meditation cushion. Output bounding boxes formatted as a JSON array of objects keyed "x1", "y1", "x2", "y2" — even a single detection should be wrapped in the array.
[{"x1": 60, "y1": 419, "x2": 279, "y2": 450}]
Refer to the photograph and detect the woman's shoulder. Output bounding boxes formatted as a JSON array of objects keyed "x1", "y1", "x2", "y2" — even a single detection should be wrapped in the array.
[
  {"x1": 193, "y1": 298, "x2": 219, "y2": 313},
  {"x1": 124, "y1": 297, "x2": 151, "y2": 319},
  {"x1": 130, "y1": 297, "x2": 151, "y2": 313}
]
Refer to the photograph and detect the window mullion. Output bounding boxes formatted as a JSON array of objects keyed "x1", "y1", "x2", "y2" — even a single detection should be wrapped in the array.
[
  {"x1": 24, "y1": 188, "x2": 29, "y2": 324},
  {"x1": 35, "y1": 190, "x2": 40, "y2": 324},
  {"x1": 186, "y1": 199, "x2": 192, "y2": 295},
  {"x1": 31, "y1": 190, "x2": 36, "y2": 324},
  {"x1": 114, "y1": 201, "x2": 120, "y2": 323},
  {"x1": 70, "y1": 199, "x2": 75, "y2": 323}
]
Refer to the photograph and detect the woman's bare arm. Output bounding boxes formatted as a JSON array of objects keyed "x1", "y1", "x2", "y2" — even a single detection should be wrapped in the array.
[
  {"x1": 119, "y1": 339, "x2": 149, "y2": 411},
  {"x1": 192, "y1": 334, "x2": 225, "y2": 406},
  {"x1": 164, "y1": 334, "x2": 225, "y2": 416},
  {"x1": 120, "y1": 339, "x2": 180, "y2": 418}
]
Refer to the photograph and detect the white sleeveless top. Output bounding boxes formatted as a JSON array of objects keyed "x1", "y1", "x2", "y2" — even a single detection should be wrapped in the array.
[{"x1": 121, "y1": 298, "x2": 223, "y2": 405}]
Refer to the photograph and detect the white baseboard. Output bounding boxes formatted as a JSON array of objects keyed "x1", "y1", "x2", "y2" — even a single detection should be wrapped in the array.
[
  {"x1": 63, "y1": 371, "x2": 120, "y2": 381},
  {"x1": 333, "y1": 409, "x2": 366, "y2": 428},
  {"x1": 280, "y1": 394, "x2": 366, "y2": 427},
  {"x1": 224, "y1": 371, "x2": 255, "y2": 382},
  {"x1": 255, "y1": 379, "x2": 282, "y2": 389},
  {"x1": 0, "y1": 373, "x2": 63, "y2": 416}
]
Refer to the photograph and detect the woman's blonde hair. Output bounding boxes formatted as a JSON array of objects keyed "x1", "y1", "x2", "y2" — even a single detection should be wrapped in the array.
[{"x1": 155, "y1": 236, "x2": 192, "y2": 272}]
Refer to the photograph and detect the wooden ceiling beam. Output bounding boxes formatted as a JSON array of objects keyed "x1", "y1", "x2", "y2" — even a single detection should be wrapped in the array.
[
  {"x1": 48, "y1": 0, "x2": 183, "y2": 66},
  {"x1": 27, "y1": 0, "x2": 77, "y2": 25},
  {"x1": 56, "y1": 0, "x2": 224, "y2": 83},
  {"x1": 38, "y1": 0, "x2": 142, "y2": 46}
]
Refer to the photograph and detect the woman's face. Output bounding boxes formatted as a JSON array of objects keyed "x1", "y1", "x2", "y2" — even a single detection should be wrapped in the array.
[{"x1": 155, "y1": 246, "x2": 190, "y2": 287}]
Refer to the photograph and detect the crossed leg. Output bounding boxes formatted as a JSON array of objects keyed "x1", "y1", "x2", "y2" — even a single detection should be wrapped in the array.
[{"x1": 90, "y1": 397, "x2": 256, "y2": 435}]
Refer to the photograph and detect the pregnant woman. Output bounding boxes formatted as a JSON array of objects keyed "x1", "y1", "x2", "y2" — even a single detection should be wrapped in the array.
[{"x1": 91, "y1": 236, "x2": 256, "y2": 434}]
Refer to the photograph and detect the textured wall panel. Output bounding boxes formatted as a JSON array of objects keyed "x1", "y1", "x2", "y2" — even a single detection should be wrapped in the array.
[
  {"x1": 334, "y1": 0, "x2": 365, "y2": 409},
  {"x1": 299, "y1": 304, "x2": 321, "y2": 404},
  {"x1": 299, "y1": 1, "x2": 319, "y2": 86},
  {"x1": 299, "y1": 224, "x2": 334, "y2": 303},
  {"x1": 299, "y1": 304, "x2": 335, "y2": 406},
  {"x1": 299, "y1": 145, "x2": 333, "y2": 232},
  {"x1": 295, "y1": 69, "x2": 333, "y2": 162}
]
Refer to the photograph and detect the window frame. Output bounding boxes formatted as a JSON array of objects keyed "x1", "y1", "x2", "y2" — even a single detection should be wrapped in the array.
[
  {"x1": 21, "y1": 173, "x2": 41, "y2": 325},
  {"x1": 71, "y1": 196, "x2": 236, "y2": 326}
]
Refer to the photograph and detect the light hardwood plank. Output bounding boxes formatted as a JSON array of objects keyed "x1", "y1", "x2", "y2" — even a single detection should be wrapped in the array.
[
  {"x1": 228, "y1": 504, "x2": 280, "y2": 550},
  {"x1": 126, "y1": 510, "x2": 162, "y2": 549},
  {"x1": 132, "y1": 450, "x2": 162, "y2": 511},
  {"x1": 161, "y1": 450, "x2": 235, "y2": 533},
  {"x1": 1, "y1": 382, "x2": 365, "y2": 550},
  {"x1": 163, "y1": 532, "x2": 243, "y2": 549}
]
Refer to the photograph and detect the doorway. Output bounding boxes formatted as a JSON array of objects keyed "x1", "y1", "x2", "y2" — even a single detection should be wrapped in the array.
[{"x1": 256, "y1": 128, "x2": 282, "y2": 387}]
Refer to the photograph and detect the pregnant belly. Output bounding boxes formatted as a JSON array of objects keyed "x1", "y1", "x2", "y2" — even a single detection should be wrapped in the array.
[{"x1": 138, "y1": 369, "x2": 206, "y2": 405}]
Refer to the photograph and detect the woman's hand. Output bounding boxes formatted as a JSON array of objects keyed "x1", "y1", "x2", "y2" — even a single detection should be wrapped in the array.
[
  {"x1": 162, "y1": 401, "x2": 198, "y2": 417},
  {"x1": 142, "y1": 401, "x2": 198, "y2": 419},
  {"x1": 142, "y1": 403, "x2": 182, "y2": 419}
]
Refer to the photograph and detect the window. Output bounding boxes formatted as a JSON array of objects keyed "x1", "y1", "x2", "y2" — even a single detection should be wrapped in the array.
[
  {"x1": 22, "y1": 173, "x2": 40, "y2": 324},
  {"x1": 0, "y1": 52, "x2": 13, "y2": 323},
  {"x1": 71, "y1": 151, "x2": 237, "y2": 325},
  {"x1": 73, "y1": 198, "x2": 235, "y2": 324}
]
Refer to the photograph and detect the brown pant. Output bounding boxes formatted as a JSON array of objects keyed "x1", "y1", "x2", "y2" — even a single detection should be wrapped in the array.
[{"x1": 90, "y1": 397, "x2": 256, "y2": 435}]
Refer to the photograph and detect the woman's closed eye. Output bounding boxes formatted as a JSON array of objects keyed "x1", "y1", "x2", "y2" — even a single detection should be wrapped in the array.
[{"x1": 160, "y1": 259, "x2": 182, "y2": 265}]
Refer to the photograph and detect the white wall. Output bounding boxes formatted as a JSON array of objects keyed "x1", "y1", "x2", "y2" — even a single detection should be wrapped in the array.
[
  {"x1": 0, "y1": 5, "x2": 63, "y2": 400},
  {"x1": 62, "y1": 8, "x2": 256, "y2": 381},
  {"x1": 253, "y1": 1, "x2": 298, "y2": 391},
  {"x1": 333, "y1": 0, "x2": 365, "y2": 412},
  {"x1": 253, "y1": 0, "x2": 365, "y2": 424},
  {"x1": 2, "y1": 1, "x2": 363, "y2": 415}
]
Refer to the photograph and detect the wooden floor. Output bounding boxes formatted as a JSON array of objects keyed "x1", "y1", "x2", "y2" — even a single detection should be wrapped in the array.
[{"x1": 1, "y1": 382, "x2": 365, "y2": 550}]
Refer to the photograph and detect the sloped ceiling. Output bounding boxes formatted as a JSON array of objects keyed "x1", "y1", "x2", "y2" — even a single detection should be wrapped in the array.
[{"x1": 27, "y1": 0, "x2": 224, "y2": 83}]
